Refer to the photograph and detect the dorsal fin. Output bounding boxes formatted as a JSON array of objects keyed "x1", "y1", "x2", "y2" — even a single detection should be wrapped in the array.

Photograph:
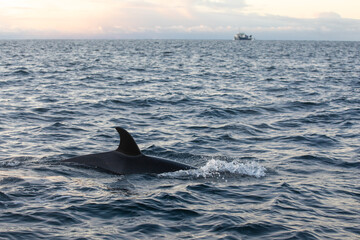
[{"x1": 115, "y1": 127, "x2": 142, "y2": 156}]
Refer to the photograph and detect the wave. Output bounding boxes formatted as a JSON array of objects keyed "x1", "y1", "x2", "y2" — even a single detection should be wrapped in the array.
[
  {"x1": 0, "y1": 158, "x2": 26, "y2": 168},
  {"x1": 159, "y1": 159, "x2": 266, "y2": 179}
]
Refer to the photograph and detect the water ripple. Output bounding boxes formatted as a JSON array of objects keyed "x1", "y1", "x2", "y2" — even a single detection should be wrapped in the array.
[{"x1": 1, "y1": 40, "x2": 359, "y2": 239}]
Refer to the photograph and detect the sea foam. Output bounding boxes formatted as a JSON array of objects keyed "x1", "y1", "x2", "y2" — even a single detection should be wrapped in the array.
[{"x1": 159, "y1": 159, "x2": 266, "y2": 179}]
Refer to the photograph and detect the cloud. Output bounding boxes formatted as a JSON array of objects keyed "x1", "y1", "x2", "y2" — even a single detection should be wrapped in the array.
[
  {"x1": 0, "y1": 0, "x2": 359, "y2": 40},
  {"x1": 0, "y1": 0, "x2": 113, "y2": 34},
  {"x1": 316, "y1": 12, "x2": 342, "y2": 19},
  {"x1": 194, "y1": 0, "x2": 247, "y2": 13}
]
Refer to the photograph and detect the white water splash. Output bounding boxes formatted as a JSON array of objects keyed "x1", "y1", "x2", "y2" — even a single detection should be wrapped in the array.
[
  {"x1": 159, "y1": 159, "x2": 266, "y2": 179},
  {"x1": 0, "y1": 160, "x2": 22, "y2": 168}
]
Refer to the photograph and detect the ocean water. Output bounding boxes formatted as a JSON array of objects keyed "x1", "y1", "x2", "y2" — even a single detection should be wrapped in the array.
[{"x1": 0, "y1": 39, "x2": 359, "y2": 239}]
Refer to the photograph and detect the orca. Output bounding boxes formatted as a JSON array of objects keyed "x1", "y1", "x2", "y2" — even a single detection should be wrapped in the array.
[{"x1": 62, "y1": 127, "x2": 194, "y2": 175}]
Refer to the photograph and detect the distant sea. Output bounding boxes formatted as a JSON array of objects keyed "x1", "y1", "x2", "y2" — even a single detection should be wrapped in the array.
[{"x1": 1, "y1": 40, "x2": 359, "y2": 239}]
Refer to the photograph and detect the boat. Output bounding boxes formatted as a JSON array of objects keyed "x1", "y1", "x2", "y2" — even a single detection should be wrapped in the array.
[{"x1": 234, "y1": 32, "x2": 253, "y2": 40}]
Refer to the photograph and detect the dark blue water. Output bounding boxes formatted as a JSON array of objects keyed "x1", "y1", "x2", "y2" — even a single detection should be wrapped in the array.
[{"x1": 1, "y1": 40, "x2": 359, "y2": 239}]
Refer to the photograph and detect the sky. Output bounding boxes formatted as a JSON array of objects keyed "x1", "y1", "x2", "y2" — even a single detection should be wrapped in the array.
[{"x1": 1, "y1": 0, "x2": 360, "y2": 40}]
